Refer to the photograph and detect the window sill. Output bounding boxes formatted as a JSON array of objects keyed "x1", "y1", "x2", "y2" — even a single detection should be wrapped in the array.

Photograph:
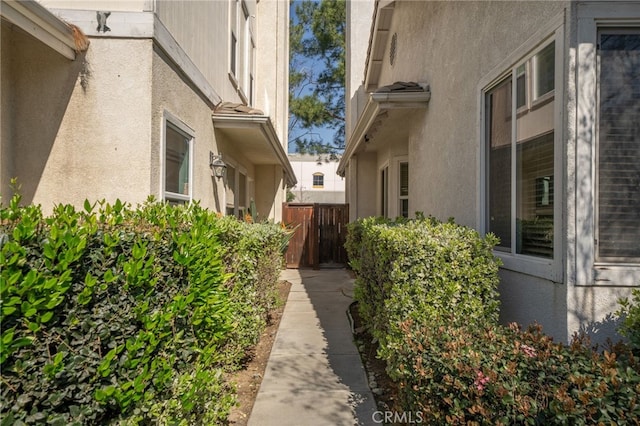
[
  {"x1": 494, "y1": 251, "x2": 561, "y2": 283},
  {"x1": 165, "y1": 192, "x2": 190, "y2": 202},
  {"x1": 593, "y1": 264, "x2": 640, "y2": 287}
]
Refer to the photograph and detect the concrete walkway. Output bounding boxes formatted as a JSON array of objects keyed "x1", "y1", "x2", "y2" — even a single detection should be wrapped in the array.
[{"x1": 248, "y1": 268, "x2": 378, "y2": 426}]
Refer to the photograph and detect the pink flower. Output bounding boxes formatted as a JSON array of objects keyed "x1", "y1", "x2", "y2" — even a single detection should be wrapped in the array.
[
  {"x1": 474, "y1": 370, "x2": 490, "y2": 391},
  {"x1": 521, "y1": 344, "x2": 537, "y2": 358}
]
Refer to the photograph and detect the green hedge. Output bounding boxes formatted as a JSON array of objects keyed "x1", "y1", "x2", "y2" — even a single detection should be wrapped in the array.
[
  {"x1": 345, "y1": 215, "x2": 501, "y2": 351},
  {"x1": 396, "y1": 319, "x2": 640, "y2": 424},
  {"x1": 346, "y1": 215, "x2": 640, "y2": 423},
  {"x1": 0, "y1": 194, "x2": 288, "y2": 425}
]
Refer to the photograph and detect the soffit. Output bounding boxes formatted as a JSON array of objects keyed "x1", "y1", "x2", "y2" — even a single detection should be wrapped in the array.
[
  {"x1": 364, "y1": 0, "x2": 395, "y2": 92},
  {"x1": 338, "y1": 82, "x2": 430, "y2": 176},
  {"x1": 1, "y1": 0, "x2": 88, "y2": 60},
  {"x1": 212, "y1": 102, "x2": 297, "y2": 187}
]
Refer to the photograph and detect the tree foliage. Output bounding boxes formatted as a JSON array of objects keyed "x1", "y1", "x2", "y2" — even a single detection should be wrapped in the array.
[{"x1": 289, "y1": 0, "x2": 345, "y2": 154}]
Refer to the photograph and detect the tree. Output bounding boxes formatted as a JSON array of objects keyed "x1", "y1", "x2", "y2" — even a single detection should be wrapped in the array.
[{"x1": 289, "y1": 0, "x2": 345, "y2": 155}]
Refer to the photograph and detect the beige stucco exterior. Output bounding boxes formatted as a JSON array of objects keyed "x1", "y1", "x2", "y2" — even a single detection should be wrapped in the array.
[
  {"x1": 344, "y1": 0, "x2": 640, "y2": 344},
  {"x1": 1, "y1": 0, "x2": 293, "y2": 221}
]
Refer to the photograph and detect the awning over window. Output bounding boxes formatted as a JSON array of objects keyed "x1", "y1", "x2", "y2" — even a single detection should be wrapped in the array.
[
  {"x1": 337, "y1": 82, "x2": 430, "y2": 176},
  {"x1": 212, "y1": 102, "x2": 297, "y2": 187}
]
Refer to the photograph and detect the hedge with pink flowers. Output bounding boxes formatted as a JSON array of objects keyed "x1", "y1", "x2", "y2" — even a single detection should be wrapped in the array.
[{"x1": 346, "y1": 215, "x2": 640, "y2": 424}]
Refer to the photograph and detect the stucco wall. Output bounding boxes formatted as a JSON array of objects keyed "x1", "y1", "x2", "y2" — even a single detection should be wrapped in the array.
[
  {"x1": 355, "y1": 151, "x2": 377, "y2": 219},
  {"x1": 151, "y1": 46, "x2": 226, "y2": 212},
  {"x1": 3, "y1": 31, "x2": 153, "y2": 211},
  {"x1": 155, "y1": 1, "x2": 232, "y2": 101},
  {"x1": 256, "y1": 0, "x2": 289, "y2": 142},
  {"x1": 1, "y1": 24, "x2": 15, "y2": 200},
  {"x1": 346, "y1": 0, "x2": 375, "y2": 140},
  {"x1": 382, "y1": 1, "x2": 566, "y2": 228},
  {"x1": 255, "y1": 164, "x2": 283, "y2": 221}
]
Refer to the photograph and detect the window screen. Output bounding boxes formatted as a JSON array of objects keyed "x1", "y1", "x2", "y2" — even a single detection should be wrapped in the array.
[{"x1": 597, "y1": 32, "x2": 640, "y2": 261}]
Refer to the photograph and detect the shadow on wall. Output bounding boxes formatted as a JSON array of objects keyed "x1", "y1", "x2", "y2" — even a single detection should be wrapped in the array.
[
  {"x1": 3, "y1": 25, "x2": 86, "y2": 204},
  {"x1": 576, "y1": 313, "x2": 624, "y2": 348}
]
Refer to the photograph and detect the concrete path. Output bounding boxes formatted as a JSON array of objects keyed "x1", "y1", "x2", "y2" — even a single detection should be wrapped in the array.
[{"x1": 248, "y1": 268, "x2": 378, "y2": 426}]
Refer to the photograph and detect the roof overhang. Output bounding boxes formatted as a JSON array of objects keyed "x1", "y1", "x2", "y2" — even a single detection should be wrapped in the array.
[
  {"x1": 212, "y1": 113, "x2": 297, "y2": 187},
  {"x1": 337, "y1": 88, "x2": 431, "y2": 176},
  {"x1": 1, "y1": 0, "x2": 87, "y2": 60},
  {"x1": 364, "y1": 0, "x2": 396, "y2": 92}
]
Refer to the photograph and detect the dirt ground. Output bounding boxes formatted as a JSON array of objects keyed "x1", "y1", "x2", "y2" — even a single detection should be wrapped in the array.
[
  {"x1": 225, "y1": 280, "x2": 398, "y2": 425},
  {"x1": 226, "y1": 280, "x2": 291, "y2": 425}
]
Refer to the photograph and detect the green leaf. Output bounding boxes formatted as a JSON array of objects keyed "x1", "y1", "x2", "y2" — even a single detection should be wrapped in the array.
[
  {"x1": 2, "y1": 306, "x2": 17, "y2": 316},
  {"x1": 40, "y1": 311, "x2": 54, "y2": 323}
]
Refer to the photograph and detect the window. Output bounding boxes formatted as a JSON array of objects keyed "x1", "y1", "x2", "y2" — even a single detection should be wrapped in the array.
[
  {"x1": 533, "y1": 41, "x2": 555, "y2": 101},
  {"x1": 226, "y1": 164, "x2": 236, "y2": 215},
  {"x1": 230, "y1": 0, "x2": 238, "y2": 76},
  {"x1": 399, "y1": 162, "x2": 409, "y2": 218},
  {"x1": 164, "y1": 114, "x2": 193, "y2": 204},
  {"x1": 230, "y1": 0, "x2": 255, "y2": 103},
  {"x1": 238, "y1": 172, "x2": 247, "y2": 218},
  {"x1": 485, "y1": 40, "x2": 556, "y2": 260},
  {"x1": 596, "y1": 30, "x2": 640, "y2": 262},
  {"x1": 249, "y1": 38, "x2": 255, "y2": 104},
  {"x1": 313, "y1": 173, "x2": 324, "y2": 188},
  {"x1": 381, "y1": 165, "x2": 389, "y2": 217}
]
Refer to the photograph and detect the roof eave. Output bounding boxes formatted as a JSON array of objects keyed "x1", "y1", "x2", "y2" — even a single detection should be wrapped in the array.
[
  {"x1": 212, "y1": 114, "x2": 297, "y2": 187},
  {"x1": 337, "y1": 90, "x2": 431, "y2": 176},
  {"x1": 1, "y1": 0, "x2": 82, "y2": 60},
  {"x1": 363, "y1": 1, "x2": 396, "y2": 92}
]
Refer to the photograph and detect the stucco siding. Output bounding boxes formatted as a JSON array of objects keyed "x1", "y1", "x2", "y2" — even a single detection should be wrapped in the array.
[
  {"x1": 382, "y1": 1, "x2": 567, "y2": 228},
  {"x1": 255, "y1": 0, "x2": 289, "y2": 143},
  {"x1": 498, "y1": 269, "x2": 568, "y2": 341},
  {"x1": 151, "y1": 46, "x2": 225, "y2": 211},
  {"x1": 1, "y1": 24, "x2": 15, "y2": 200},
  {"x1": 37, "y1": 38, "x2": 153, "y2": 210},
  {"x1": 567, "y1": 285, "x2": 635, "y2": 346},
  {"x1": 3, "y1": 32, "x2": 153, "y2": 211},
  {"x1": 154, "y1": 1, "x2": 232, "y2": 101}
]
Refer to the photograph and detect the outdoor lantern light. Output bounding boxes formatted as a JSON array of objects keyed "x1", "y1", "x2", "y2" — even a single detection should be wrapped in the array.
[{"x1": 209, "y1": 152, "x2": 227, "y2": 179}]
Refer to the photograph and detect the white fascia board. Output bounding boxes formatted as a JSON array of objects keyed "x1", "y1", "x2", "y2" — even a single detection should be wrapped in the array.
[
  {"x1": 213, "y1": 114, "x2": 297, "y2": 187},
  {"x1": 2, "y1": 0, "x2": 77, "y2": 59},
  {"x1": 337, "y1": 95, "x2": 380, "y2": 176},
  {"x1": 363, "y1": 1, "x2": 395, "y2": 91},
  {"x1": 49, "y1": 9, "x2": 222, "y2": 108}
]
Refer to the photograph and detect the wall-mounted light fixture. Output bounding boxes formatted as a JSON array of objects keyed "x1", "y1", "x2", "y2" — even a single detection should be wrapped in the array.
[{"x1": 209, "y1": 152, "x2": 227, "y2": 179}]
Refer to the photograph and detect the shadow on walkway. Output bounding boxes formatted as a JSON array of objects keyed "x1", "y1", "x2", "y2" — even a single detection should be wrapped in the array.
[{"x1": 248, "y1": 268, "x2": 377, "y2": 426}]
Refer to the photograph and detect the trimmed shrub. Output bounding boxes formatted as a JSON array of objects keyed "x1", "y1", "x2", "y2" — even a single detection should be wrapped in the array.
[
  {"x1": 347, "y1": 215, "x2": 640, "y2": 423},
  {"x1": 0, "y1": 194, "x2": 288, "y2": 425},
  {"x1": 395, "y1": 319, "x2": 640, "y2": 424},
  {"x1": 618, "y1": 288, "x2": 640, "y2": 354},
  {"x1": 345, "y1": 215, "x2": 501, "y2": 350}
]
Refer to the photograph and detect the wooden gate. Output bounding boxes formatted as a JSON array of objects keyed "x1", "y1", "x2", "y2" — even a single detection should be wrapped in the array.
[{"x1": 283, "y1": 203, "x2": 349, "y2": 269}]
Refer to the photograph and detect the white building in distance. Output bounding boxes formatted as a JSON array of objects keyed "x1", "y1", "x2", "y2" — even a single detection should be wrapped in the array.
[{"x1": 288, "y1": 153, "x2": 345, "y2": 204}]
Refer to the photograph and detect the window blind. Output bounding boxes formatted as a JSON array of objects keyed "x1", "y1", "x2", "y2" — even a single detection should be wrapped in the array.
[{"x1": 597, "y1": 32, "x2": 640, "y2": 261}]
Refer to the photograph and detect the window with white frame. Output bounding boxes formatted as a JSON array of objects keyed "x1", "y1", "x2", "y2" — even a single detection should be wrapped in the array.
[
  {"x1": 575, "y1": 4, "x2": 640, "y2": 286},
  {"x1": 313, "y1": 172, "x2": 324, "y2": 188},
  {"x1": 399, "y1": 162, "x2": 409, "y2": 218},
  {"x1": 230, "y1": 0, "x2": 238, "y2": 77},
  {"x1": 238, "y1": 172, "x2": 247, "y2": 218},
  {"x1": 381, "y1": 165, "x2": 389, "y2": 217},
  {"x1": 596, "y1": 30, "x2": 640, "y2": 262},
  {"x1": 164, "y1": 114, "x2": 193, "y2": 204},
  {"x1": 485, "y1": 39, "x2": 557, "y2": 260},
  {"x1": 226, "y1": 164, "x2": 236, "y2": 216},
  {"x1": 230, "y1": 0, "x2": 254, "y2": 102}
]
